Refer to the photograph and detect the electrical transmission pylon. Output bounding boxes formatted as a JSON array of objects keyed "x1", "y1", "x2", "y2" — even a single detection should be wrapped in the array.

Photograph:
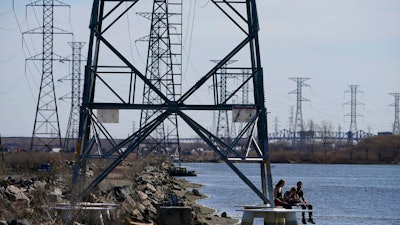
[
  {"x1": 24, "y1": 0, "x2": 72, "y2": 151},
  {"x1": 138, "y1": 0, "x2": 182, "y2": 156},
  {"x1": 389, "y1": 93, "x2": 400, "y2": 134},
  {"x1": 289, "y1": 77, "x2": 310, "y2": 133},
  {"x1": 211, "y1": 59, "x2": 237, "y2": 141},
  {"x1": 344, "y1": 85, "x2": 363, "y2": 133},
  {"x1": 233, "y1": 69, "x2": 251, "y2": 135},
  {"x1": 72, "y1": 0, "x2": 273, "y2": 209},
  {"x1": 274, "y1": 117, "x2": 278, "y2": 133},
  {"x1": 288, "y1": 105, "x2": 294, "y2": 132},
  {"x1": 62, "y1": 42, "x2": 85, "y2": 152}
]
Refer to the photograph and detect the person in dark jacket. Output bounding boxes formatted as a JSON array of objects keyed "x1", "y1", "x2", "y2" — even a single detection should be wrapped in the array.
[{"x1": 297, "y1": 181, "x2": 315, "y2": 224}]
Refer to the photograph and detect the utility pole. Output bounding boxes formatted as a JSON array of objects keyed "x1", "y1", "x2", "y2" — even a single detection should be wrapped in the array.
[
  {"x1": 24, "y1": 0, "x2": 72, "y2": 151},
  {"x1": 389, "y1": 93, "x2": 400, "y2": 134}
]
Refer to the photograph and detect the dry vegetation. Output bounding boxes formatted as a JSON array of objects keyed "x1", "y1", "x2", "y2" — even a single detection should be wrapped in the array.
[
  {"x1": 268, "y1": 135, "x2": 400, "y2": 164},
  {"x1": 178, "y1": 135, "x2": 400, "y2": 164}
]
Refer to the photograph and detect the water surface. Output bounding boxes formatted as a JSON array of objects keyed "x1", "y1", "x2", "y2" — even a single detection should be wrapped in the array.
[{"x1": 181, "y1": 163, "x2": 400, "y2": 225}]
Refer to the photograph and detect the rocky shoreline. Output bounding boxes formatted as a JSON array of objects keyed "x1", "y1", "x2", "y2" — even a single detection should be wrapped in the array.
[{"x1": 0, "y1": 162, "x2": 238, "y2": 225}]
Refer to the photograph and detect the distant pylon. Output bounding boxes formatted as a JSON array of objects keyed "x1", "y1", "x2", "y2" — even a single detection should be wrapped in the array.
[
  {"x1": 211, "y1": 59, "x2": 237, "y2": 141},
  {"x1": 389, "y1": 93, "x2": 400, "y2": 134},
  {"x1": 344, "y1": 85, "x2": 363, "y2": 133},
  {"x1": 288, "y1": 105, "x2": 294, "y2": 132},
  {"x1": 289, "y1": 77, "x2": 310, "y2": 133},
  {"x1": 139, "y1": 0, "x2": 182, "y2": 154},
  {"x1": 274, "y1": 117, "x2": 278, "y2": 133},
  {"x1": 63, "y1": 42, "x2": 85, "y2": 151},
  {"x1": 232, "y1": 69, "x2": 251, "y2": 138},
  {"x1": 24, "y1": 0, "x2": 72, "y2": 151},
  {"x1": 241, "y1": 70, "x2": 250, "y2": 105}
]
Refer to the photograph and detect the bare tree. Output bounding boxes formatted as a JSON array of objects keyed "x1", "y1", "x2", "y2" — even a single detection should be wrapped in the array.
[{"x1": 317, "y1": 120, "x2": 334, "y2": 155}]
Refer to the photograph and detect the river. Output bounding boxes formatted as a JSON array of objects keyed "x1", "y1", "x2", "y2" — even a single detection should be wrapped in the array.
[{"x1": 180, "y1": 163, "x2": 400, "y2": 225}]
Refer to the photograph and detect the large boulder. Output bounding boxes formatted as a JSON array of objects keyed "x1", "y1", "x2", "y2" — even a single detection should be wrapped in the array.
[{"x1": 4, "y1": 185, "x2": 30, "y2": 203}]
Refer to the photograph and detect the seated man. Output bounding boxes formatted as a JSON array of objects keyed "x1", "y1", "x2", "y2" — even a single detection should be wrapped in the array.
[
  {"x1": 296, "y1": 181, "x2": 315, "y2": 224},
  {"x1": 283, "y1": 186, "x2": 300, "y2": 209}
]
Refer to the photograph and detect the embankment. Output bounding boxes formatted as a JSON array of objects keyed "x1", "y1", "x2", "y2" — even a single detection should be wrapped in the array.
[{"x1": 0, "y1": 160, "x2": 238, "y2": 225}]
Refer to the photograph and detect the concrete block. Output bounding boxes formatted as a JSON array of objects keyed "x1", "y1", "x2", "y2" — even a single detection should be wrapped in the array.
[{"x1": 157, "y1": 206, "x2": 193, "y2": 225}]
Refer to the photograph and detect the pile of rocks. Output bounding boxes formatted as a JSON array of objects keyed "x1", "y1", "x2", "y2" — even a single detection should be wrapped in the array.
[
  {"x1": 0, "y1": 175, "x2": 63, "y2": 225},
  {"x1": 0, "y1": 163, "x2": 235, "y2": 225},
  {"x1": 101, "y1": 163, "x2": 193, "y2": 224}
]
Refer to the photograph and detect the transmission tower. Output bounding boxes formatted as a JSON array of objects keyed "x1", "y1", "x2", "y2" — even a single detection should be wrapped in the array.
[
  {"x1": 236, "y1": 69, "x2": 251, "y2": 133},
  {"x1": 62, "y1": 42, "x2": 85, "y2": 152},
  {"x1": 288, "y1": 105, "x2": 294, "y2": 132},
  {"x1": 289, "y1": 77, "x2": 310, "y2": 133},
  {"x1": 274, "y1": 117, "x2": 278, "y2": 133},
  {"x1": 138, "y1": 0, "x2": 182, "y2": 155},
  {"x1": 389, "y1": 93, "x2": 400, "y2": 134},
  {"x1": 72, "y1": 0, "x2": 273, "y2": 209},
  {"x1": 344, "y1": 85, "x2": 363, "y2": 133},
  {"x1": 241, "y1": 70, "x2": 250, "y2": 105},
  {"x1": 24, "y1": 0, "x2": 72, "y2": 151},
  {"x1": 211, "y1": 59, "x2": 237, "y2": 141}
]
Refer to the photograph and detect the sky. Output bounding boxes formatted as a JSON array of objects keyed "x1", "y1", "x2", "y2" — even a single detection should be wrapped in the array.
[{"x1": 0, "y1": 0, "x2": 399, "y2": 138}]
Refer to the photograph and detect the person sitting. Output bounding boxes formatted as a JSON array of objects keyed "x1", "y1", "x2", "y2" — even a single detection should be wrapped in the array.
[
  {"x1": 296, "y1": 181, "x2": 315, "y2": 224},
  {"x1": 283, "y1": 186, "x2": 300, "y2": 209},
  {"x1": 273, "y1": 179, "x2": 291, "y2": 209}
]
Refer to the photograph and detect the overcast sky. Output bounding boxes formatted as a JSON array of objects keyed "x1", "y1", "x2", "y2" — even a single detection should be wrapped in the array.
[{"x1": 0, "y1": 0, "x2": 399, "y2": 138}]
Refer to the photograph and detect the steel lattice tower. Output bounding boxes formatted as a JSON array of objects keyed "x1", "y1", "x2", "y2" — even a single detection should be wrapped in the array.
[
  {"x1": 344, "y1": 85, "x2": 363, "y2": 133},
  {"x1": 289, "y1": 77, "x2": 310, "y2": 133},
  {"x1": 288, "y1": 105, "x2": 294, "y2": 132},
  {"x1": 235, "y1": 69, "x2": 251, "y2": 134},
  {"x1": 63, "y1": 42, "x2": 85, "y2": 151},
  {"x1": 24, "y1": 0, "x2": 71, "y2": 151},
  {"x1": 72, "y1": 0, "x2": 273, "y2": 208},
  {"x1": 389, "y1": 93, "x2": 400, "y2": 134},
  {"x1": 211, "y1": 60, "x2": 237, "y2": 141},
  {"x1": 138, "y1": 0, "x2": 182, "y2": 155}
]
